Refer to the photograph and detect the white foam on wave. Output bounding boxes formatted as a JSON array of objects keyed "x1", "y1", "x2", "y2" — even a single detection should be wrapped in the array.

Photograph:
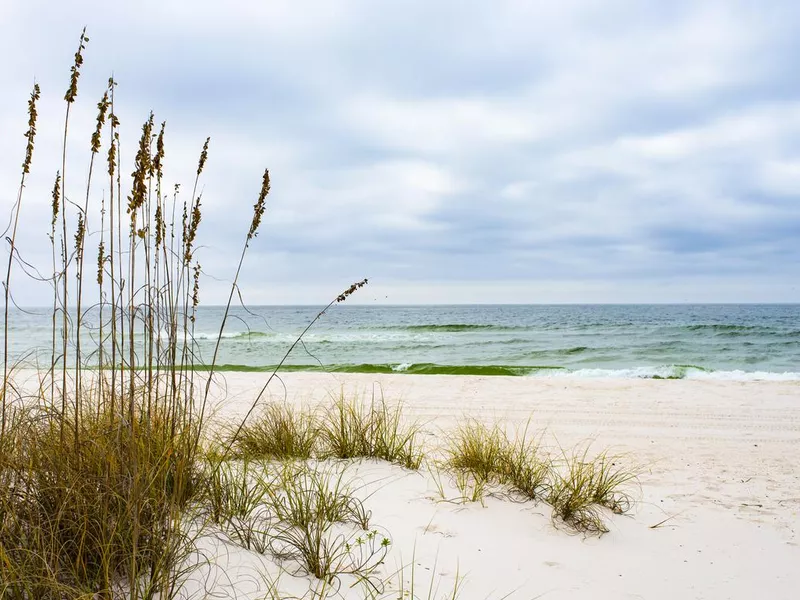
[
  {"x1": 541, "y1": 366, "x2": 800, "y2": 381},
  {"x1": 392, "y1": 363, "x2": 412, "y2": 372},
  {"x1": 190, "y1": 331, "x2": 431, "y2": 344},
  {"x1": 157, "y1": 330, "x2": 260, "y2": 341},
  {"x1": 686, "y1": 369, "x2": 800, "y2": 381}
]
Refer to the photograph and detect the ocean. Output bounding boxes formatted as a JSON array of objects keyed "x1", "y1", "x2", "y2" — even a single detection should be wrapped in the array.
[{"x1": 2, "y1": 304, "x2": 799, "y2": 380}]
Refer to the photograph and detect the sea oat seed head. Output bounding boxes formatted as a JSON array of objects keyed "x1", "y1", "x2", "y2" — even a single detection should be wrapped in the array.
[
  {"x1": 90, "y1": 91, "x2": 109, "y2": 154},
  {"x1": 196, "y1": 137, "x2": 210, "y2": 176},
  {"x1": 191, "y1": 262, "x2": 201, "y2": 315},
  {"x1": 22, "y1": 83, "x2": 41, "y2": 175},
  {"x1": 97, "y1": 241, "x2": 105, "y2": 285},
  {"x1": 128, "y1": 113, "x2": 154, "y2": 218},
  {"x1": 336, "y1": 278, "x2": 369, "y2": 303},
  {"x1": 51, "y1": 172, "x2": 61, "y2": 226},
  {"x1": 154, "y1": 121, "x2": 166, "y2": 181},
  {"x1": 184, "y1": 198, "x2": 202, "y2": 264},
  {"x1": 64, "y1": 28, "x2": 88, "y2": 103},
  {"x1": 74, "y1": 213, "x2": 85, "y2": 261},
  {"x1": 248, "y1": 168, "x2": 270, "y2": 240},
  {"x1": 154, "y1": 203, "x2": 164, "y2": 249}
]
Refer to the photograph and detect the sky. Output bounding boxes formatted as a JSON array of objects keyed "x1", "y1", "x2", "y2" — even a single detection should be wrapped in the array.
[{"x1": 1, "y1": 0, "x2": 799, "y2": 305}]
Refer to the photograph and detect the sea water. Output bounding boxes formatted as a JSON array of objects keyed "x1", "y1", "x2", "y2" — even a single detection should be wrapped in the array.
[{"x1": 3, "y1": 304, "x2": 799, "y2": 379}]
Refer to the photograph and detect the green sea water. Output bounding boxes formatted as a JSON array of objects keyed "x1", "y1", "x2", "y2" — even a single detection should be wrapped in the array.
[{"x1": 3, "y1": 304, "x2": 799, "y2": 379}]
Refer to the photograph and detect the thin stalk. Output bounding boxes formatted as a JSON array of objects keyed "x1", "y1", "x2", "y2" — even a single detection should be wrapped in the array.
[
  {"x1": 74, "y1": 89, "x2": 109, "y2": 408},
  {"x1": 199, "y1": 169, "x2": 270, "y2": 423},
  {"x1": 97, "y1": 193, "x2": 105, "y2": 401},
  {"x1": 2, "y1": 83, "x2": 40, "y2": 439},
  {"x1": 107, "y1": 77, "x2": 119, "y2": 417},
  {"x1": 50, "y1": 173, "x2": 60, "y2": 413},
  {"x1": 213, "y1": 278, "x2": 368, "y2": 467},
  {"x1": 61, "y1": 28, "x2": 88, "y2": 446}
]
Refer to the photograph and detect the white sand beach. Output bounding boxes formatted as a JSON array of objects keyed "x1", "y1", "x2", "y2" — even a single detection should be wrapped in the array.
[{"x1": 188, "y1": 372, "x2": 800, "y2": 600}]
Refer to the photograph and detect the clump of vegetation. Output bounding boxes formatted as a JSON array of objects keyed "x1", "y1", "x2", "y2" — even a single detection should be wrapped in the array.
[
  {"x1": 442, "y1": 419, "x2": 636, "y2": 534},
  {"x1": 443, "y1": 419, "x2": 550, "y2": 503},
  {"x1": 548, "y1": 448, "x2": 638, "y2": 534},
  {"x1": 226, "y1": 402, "x2": 320, "y2": 460},
  {"x1": 317, "y1": 392, "x2": 424, "y2": 470},
  {"x1": 202, "y1": 459, "x2": 389, "y2": 587},
  {"x1": 497, "y1": 421, "x2": 552, "y2": 502},
  {"x1": 445, "y1": 419, "x2": 506, "y2": 482},
  {"x1": 0, "y1": 388, "x2": 206, "y2": 597},
  {"x1": 219, "y1": 393, "x2": 424, "y2": 470},
  {"x1": 0, "y1": 28, "x2": 269, "y2": 598},
  {"x1": 266, "y1": 462, "x2": 372, "y2": 531}
]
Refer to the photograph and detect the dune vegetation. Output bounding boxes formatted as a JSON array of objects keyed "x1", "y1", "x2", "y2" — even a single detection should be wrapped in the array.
[{"x1": 0, "y1": 31, "x2": 638, "y2": 599}]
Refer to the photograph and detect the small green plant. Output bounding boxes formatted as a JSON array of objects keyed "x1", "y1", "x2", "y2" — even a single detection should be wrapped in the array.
[
  {"x1": 202, "y1": 458, "x2": 270, "y2": 525},
  {"x1": 226, "y1": 402, "x2": 319, "y2": 460},
  {"x1": 548, "y1": 447, "x2": 638, "y2": 534},
  {"x1": 444, "y1": 419, "x2": 505, "y2": 481},
  {"x1": 319, "y1": 392, "x2": 424, "y2": 470},
  {"x1": 498, "y1": 421, "x2": 551, "y2": 502},
  {"x1": 366, "y1": 549, "x2": 464, "y2": 600},
  {"x1": 216, "y1": 462, "x2": 390, "y2": 586},
  {"x1": 270, "y1": 522, "x2": 391, "y2": 585},
  {"x1": 444, "y1": 418, "x2": 550, "y2": 502},
  {"x1": 265, "y1": 462, "x2": 372, "y2": 530}
]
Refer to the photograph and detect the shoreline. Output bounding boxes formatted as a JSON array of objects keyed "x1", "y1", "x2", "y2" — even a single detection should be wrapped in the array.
[{"x1": 12, "y1": 362, "x2": 800, "y2": 380}]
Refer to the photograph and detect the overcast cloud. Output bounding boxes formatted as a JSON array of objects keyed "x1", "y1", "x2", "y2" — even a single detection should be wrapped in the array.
[{"x1": 1, "y1": 0, "x2": 799, "y2": 304}]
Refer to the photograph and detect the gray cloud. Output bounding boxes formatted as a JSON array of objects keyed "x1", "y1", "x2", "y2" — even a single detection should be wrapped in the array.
[{"x1": 1, "y1": 0, "x2": 799, "y2": 305}]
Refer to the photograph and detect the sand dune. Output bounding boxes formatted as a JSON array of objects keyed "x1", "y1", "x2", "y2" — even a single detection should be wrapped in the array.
[
  {"x1": 11, "y1": 369, "x2": 798, "y2": 598},
  {"x1": 202, "y1": 373, "x2": 800, "y2": 600}
]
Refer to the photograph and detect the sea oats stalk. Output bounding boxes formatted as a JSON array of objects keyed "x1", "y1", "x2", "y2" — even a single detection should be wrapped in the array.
[
  {"x1": 106, "y1": 77, "x2": 121, "y2": 412},
  {"x1": 2, "y1": 83, "x2": 40, "y2": 439},
  {"x1": 143, "y1": 124, "x2": 156, "y2": 419},
  {"x1": 96, "y1": 195, "x2": 105, "y2": 398},
  {"x1": 127, "y1": 112, "x2": 154, "y2": 412},
  {"x1": 152, "y1": 122, "x2": 166, "y2": 401},
  {"x1": 59, "y1": 28, "x2": 89, "y2": 436},
  {"x1": 199, "y1": 168, "x2": 270, "y2": 424},
  {"x1": 74, "y1": 89, "x2": 109, "y2": 418},
  {"x1": 124, "y1": 112, "x2": 155, "y2": 592},
  {"x1": 49, "y1": 172, "x2": 60, "y2": 408},
  {"x1": 177, "y1": 139, "x2": 207, "y2": 417},
  {"x1": 1, "y1": 30, "x2": 389, "y2": 597},
  {"x1": 213, "y1": 278, "x2": 369, "y2": 467}
]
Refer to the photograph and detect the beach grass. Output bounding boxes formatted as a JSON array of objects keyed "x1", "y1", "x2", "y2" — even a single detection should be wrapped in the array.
[
  {"x1": 443, "y1": 419, "x2": 636, "y2": 532},
  {"x1": 0, "y1": 27, "x2": 270, "y2": 598},
  {"x1": 548, "y1": 447, "x2": 639, "y2": 534},
  {"x1": 225, "y1": 402, "x2": 320, "y2": 460},
  {"x1": 0, "y1": 29, "x2": 641, "y2": 600},
  {"x1": 317, "y1": 392, "x2": 424, "y2": 470}
]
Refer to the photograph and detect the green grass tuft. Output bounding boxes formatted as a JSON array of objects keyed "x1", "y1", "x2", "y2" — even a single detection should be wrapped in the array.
[
  {"x1": 548, "y1": 447, "x2": 638, "y2": 534},
  {"x1": 226, "y1": 402, "x2": 319, "y2": 460},
  {"x1": 318, "y1": 392, "x2": 424, "y2": 470}
]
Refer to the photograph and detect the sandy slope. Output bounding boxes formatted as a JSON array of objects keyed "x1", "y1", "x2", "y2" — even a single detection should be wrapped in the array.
[
  {"x1": 11, "y1": 369, "x2": 798, "y2": 598},
  {"x1": 199, "y1": 372, "x2": 800, "y2": 600}
]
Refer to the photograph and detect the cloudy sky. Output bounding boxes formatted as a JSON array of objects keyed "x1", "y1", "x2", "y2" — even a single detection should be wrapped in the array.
[{"x1": 1, "y1": 0, "x2": 799, "y2": 304}]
